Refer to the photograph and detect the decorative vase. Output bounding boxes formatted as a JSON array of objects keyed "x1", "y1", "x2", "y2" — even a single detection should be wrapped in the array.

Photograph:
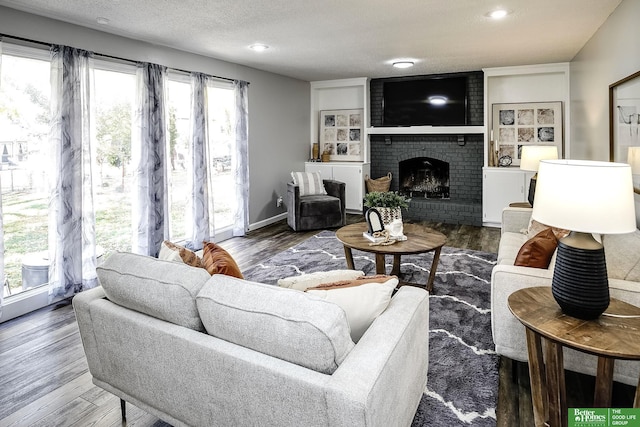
[
  {"x1": 312, "y1": 143, "x2": 319, "y2": 160},
  {"x1": 375, "y1": 207, "x2": 402, "y2": 226}
]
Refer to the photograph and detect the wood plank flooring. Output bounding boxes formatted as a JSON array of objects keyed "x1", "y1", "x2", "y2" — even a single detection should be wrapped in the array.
[{"x1": 0, "y1": 215, "x2": 635, "y2": 426}]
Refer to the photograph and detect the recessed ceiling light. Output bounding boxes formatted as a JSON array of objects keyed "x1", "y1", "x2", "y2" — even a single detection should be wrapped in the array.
[
  {"x1": 96, "y1": 17, "x2": 110, "y2": 25},
  {"x1": 486, "y1": 9, "x2": 510, "y2": 19},
  {"x1": 249, "y1": 44, "x2": 269, "y2": 52},
  {"x1": 392, "y1": 61, "x2": 414, "y2": 69}
]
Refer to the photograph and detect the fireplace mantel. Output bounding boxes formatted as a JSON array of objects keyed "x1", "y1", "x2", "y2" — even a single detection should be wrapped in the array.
[{"x1": 367, "y1": 125, "x2": 484, "y2": 135}]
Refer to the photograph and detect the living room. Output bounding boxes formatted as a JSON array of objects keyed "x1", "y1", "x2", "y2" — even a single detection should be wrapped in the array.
[{"x1": 1, "y1": 0, "x2": 640, "y2": 426}]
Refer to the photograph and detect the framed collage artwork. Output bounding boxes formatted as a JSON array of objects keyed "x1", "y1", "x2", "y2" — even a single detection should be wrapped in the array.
[
  {"x1": 319, "y1": 109, "x2": 364, "y2": 161},
  {"x1": 491, "y1": 102, "x2": 563, "y2": 167}
]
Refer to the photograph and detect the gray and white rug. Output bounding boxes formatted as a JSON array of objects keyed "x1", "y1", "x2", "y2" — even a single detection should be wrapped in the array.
[{"x1": 243, "y1": 230, "x2": 499, "y2": 427}]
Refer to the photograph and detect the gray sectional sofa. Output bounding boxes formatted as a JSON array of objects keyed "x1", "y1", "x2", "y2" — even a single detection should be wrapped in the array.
[
  {"x1": 491, "y1": 207, "x2": 640, "y2": 386},
  {"x1": 73, "y1": 251, "x2": 430, "y2": 427}
]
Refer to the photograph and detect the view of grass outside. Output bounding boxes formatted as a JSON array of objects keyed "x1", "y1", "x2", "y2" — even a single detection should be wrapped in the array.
[{"x1": 2, "y1": 55, "x2": 236, "y2": 298}]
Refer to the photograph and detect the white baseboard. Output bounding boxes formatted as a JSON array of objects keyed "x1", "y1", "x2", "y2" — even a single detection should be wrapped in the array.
[{"x1": 249, "y1": 212, "x2": 288, "y2": 232}]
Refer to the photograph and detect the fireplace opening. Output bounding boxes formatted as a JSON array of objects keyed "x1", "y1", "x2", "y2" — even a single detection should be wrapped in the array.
[{"x1": 399, "y1": 157, "x2": 450, "y2": 199}]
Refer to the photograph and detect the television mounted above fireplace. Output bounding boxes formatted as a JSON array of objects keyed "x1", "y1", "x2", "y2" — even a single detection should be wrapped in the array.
[{"x1": 382, "y1": 75, "x2": 468, "y2": 127}]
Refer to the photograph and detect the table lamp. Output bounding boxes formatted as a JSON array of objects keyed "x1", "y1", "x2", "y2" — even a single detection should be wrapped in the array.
[
  {"x1": 519, "y1": 145, "x2": 558, "y2": 206},
  {"x1": 629, "y1": 146, "x2": 640, "y2": 195},
  {"x1": 532, "y1": 159, "x2": 636, "y2": 319}
]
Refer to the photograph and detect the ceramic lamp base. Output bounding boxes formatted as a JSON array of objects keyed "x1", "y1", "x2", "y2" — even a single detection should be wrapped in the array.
[{"x1": 551, "y1": 236, "x2": 609, "y2": 320}]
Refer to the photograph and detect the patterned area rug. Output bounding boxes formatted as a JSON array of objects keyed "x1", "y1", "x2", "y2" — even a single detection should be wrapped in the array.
[{"x1": 243, "y1": 230, "x2": 499, "y2": 427}]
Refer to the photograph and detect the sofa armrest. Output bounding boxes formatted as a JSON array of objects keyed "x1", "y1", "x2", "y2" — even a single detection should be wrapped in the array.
[
  {"x1": 327, "y1": 286, "x2": 430, "y2": 427},
  {"x1": 286, "y1": 182, "x2": 301, "y2": 230},
  {"x1": 323, "y1": 179, "x2": 346, "y2": 223},
  {"x1": 72, "y1": 286, "x2": 108, "y2": 379},
  {"x1": 490, "y1": 264, "x2": 553, "y2": 362},
  {"x1": 323, "y1": 179, "x2": 345, "y2": 201},
  {"x1": 501, "y1": 207, "x2": 533, "y2": 235}
]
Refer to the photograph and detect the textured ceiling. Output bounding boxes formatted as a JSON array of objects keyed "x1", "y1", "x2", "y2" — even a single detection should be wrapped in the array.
[{"x1": 0, "y1": 0, "x2": 622, "y2": 81}]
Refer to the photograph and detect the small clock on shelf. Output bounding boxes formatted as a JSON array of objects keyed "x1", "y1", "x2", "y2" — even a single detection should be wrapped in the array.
[{"x1": 498, "y1": 155, "x2": 512, "y2": 167}]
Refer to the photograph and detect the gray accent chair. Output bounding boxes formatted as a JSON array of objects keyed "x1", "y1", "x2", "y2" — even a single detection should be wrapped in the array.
[{"x1": 287, "y1": 179, "x2": 346, "y2": 231}]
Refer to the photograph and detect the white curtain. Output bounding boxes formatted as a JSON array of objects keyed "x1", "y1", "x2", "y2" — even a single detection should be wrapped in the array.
[
  {"x1": 132, "y1": 62, "x2": 170, "y2": 257},
  {"x1": 187, "y1": 72, "x2": 214, "y2": 250},
  {"x1": 48, "y1": 45, "x2": 98, "y2": 299},
  {"x1": 233, "y1": 80, "x2": 249, "y2": 236},
  {"x1": 0, "y1": 39, "x2": 5, "y2": 317}
]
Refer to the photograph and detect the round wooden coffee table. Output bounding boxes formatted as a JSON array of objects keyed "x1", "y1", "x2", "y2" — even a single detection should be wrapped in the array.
[{"x1": 335, "y1": 222, "x2": 447, "y2": 292}]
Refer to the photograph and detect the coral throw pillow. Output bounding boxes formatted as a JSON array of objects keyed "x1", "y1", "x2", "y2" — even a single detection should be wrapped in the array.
[
  {"x1": 202, "y1": 242, "x2": 244, "y2": 279},
  {"x1": 514, "y1": 228, "x2": 558, "y2": 269}
]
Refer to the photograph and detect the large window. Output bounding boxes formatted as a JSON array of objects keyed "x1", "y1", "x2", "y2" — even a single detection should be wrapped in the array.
[
  {"x1": 166, "y1": 76, "x2": 192, "y2": 240},
  {"x1": 0, "y1": 45, "x2": 51, "y2": 297},
  {"x1": 207, "y1": 83, "x2": 236, "y2": 231},
  {"x1": 93, "y1": 62, "x2": 136, "y2": 254},
  {"x1": 165, "y1": 76, "x2": 237, "y2": 240},
  {"x1": 1, "y1": 44, "x2": 239, "y2": 320}
]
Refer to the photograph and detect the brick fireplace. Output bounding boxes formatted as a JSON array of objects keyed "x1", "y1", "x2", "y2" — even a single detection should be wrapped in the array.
[{"x1": 368, "y1": 72, "x2": 484, "y2": 226}]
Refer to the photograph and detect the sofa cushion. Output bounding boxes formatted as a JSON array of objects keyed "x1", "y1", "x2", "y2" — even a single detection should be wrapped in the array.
[
  {"x1": 278, "y1": 269, "x2": 365, "y2": 291},
  {"x1": 526, "y1": 219, "x2": 570, "y2": 240},
  {"x1": 159, "y1": 240, "x2": 203, "y2": 268},
  {"x1": 196, "y1": 274, "x2": 354, "y2": 374},
  {"x1": 299, "y1": 195, "x2": 341, "y2": 217},
  {"x1": 514, "y1": 228, "x2": 558, "y2": 269},
  {"x1": 97, "y1": 251, "x2": 211, "y2": 331},
  {"x1": 306, "y1": 276, "x2": 398, "y2": 342},
  {"x1": 497, "y1": 232, "x2": 528, "y2": 266},
  {"x1": 603, "y1": 229, "x2": 640, "y2": 281},
  {"x1": 291, "y1": 171, "x2": 327, "y2": 196},
  {"x1": 201, "y1": 242, "x2": 243, "y2": 279}
]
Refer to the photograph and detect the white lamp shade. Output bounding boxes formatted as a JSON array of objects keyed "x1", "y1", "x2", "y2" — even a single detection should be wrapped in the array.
[
  {"x1": 519, "y1": 145, "x2": 558, "y2": 172},
  {"x1": 629, "y1": 146, "x2": 640, "y2": 175},
  {"x1": 532, "y1": 159, "x2": 636, "y2": 234}
]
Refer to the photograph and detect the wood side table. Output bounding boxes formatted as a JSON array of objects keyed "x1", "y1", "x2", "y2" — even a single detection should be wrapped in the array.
[
  {"x1": 508, "y1": 287, "x2": 640, "y2": 427},
  {"x1": 335, "y1": 222, "x2": 446, "y2": 292}
]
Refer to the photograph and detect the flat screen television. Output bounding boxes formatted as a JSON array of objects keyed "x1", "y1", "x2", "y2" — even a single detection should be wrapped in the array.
[{"x1": 382, "y1": 76, "x2": 468, "y2": 126}]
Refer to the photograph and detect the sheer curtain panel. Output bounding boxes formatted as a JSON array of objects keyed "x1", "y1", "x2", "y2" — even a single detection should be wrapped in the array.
[
  {"x1": 48, "y1": 45, "x2": 98, "y2": 299},
  {"x1": 233, "y1": 80, "x2": 249, "y2": 237},
  {"x1": 132, "y1": 62, "x2": 170, "y2": 257},
  {"x1": 0, "y1": 40, "x2": 5, "y2": 316},
  {"x1": 188, "y1": 72, "x2": 214, "y2": 249}
]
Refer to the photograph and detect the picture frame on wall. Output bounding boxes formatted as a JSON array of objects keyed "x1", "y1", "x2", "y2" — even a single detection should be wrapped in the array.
[
  {"x1": 609, "y1": 70, "x2": 640, "y2": 162},
  {"x1": 319, "y1": 109, "x2": 364, "y2": 162},
  {"x1": 491, "y1": 102, "x2": 564, "y2": 166}
]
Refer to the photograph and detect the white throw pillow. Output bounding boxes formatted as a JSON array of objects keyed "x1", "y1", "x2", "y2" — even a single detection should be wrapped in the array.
[
  {"x1": 307, "y1": 277, "x2": 398, "y2": 342},
  {"x1": 291, "y1": 171, "x2": 327, "y2": 196},
  {"x1": 158, "y1": 241, "x2": 183, "y2": 263},
  {"x1": 278, "y1": 269, "x2": 365, "y2": 291}
]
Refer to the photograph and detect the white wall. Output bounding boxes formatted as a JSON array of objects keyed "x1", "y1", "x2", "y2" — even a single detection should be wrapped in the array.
[
  {"x1": 0, "y1": 6, "x2": 310, "y2": 228},
  {"x1": 570, "y1": 0, "x2": 640, "y2": 161}
]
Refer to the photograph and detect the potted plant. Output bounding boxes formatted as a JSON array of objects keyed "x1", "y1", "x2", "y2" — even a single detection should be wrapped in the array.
[{"x1": 363, "y1": 191, "x2": 410, "y2": 225}]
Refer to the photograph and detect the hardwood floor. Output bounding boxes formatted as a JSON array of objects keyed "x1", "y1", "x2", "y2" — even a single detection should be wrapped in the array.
[{"x1": 0, "y1": 215, "x2": 634, "y2": 426}]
